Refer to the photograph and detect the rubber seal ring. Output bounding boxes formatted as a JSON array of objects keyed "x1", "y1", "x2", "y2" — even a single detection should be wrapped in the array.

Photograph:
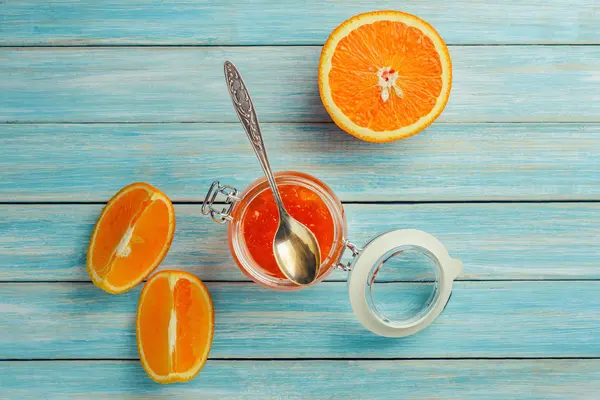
[{"x1": 348, "y1": 229, "x2": 462, "y2": 338}]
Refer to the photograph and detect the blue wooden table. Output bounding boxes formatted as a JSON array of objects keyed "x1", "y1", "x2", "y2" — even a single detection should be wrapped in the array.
[{"x1": 2, "y1": 1, "x2": 600, "y2": 398}]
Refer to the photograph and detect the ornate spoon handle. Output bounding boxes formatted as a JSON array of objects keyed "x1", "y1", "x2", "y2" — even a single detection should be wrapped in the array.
[{"x1": 224, "y1": 60, "x2": 284, "y2": 206}]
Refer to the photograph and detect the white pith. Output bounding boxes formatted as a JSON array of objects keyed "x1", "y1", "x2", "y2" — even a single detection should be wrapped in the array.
[
  {"x1": 115, "y1": 226, "x2": 133, "y2": 258},
  {"x1": 377, "y1": 66, "x2": 402, "y2": 102},
  {"x1": 168, "y1": 274, "x2": 179, "y2": 365}
]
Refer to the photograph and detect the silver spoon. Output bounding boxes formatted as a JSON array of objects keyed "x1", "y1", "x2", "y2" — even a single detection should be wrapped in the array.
[{"x1": 224, "y1": 61, "x2": 321, "y2": 286}]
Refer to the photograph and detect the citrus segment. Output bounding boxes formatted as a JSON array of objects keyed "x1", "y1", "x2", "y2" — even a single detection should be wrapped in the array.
[
  {"x1": 137, "y1": 273, "x2": 173, "y2": 377},
  {"x1": 87, "y1": 182, "x2": 175, "y2": 294},
  {"x1": 319, "y1": 11, "x2": 452, "y2": 142},
  {"x1": 173, "y1": 277, "x2": 213, "y2": 374},
  {"x1": 137, "y1": 271, "x2": 214, "y2": 384}
]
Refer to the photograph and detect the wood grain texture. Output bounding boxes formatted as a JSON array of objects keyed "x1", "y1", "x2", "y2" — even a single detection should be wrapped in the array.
[
  {"x1": 2, "y1": 360, "x2": 600, "y2": 399},
  {"x1": 2, "y1": 47, "x2": 600, "y2": 123},
  {"x1": 2, "y1": 281, "x2": 600, "y2": 359},
  {"x1": 2, "y1": 1, "x2": 600, "y2": 46},
  {"x1": 2, "y1": 123, "x2": 599, "y2": 202},
  {"x1": 2, "y1": 203, "x2": 599, "y2": 282}
]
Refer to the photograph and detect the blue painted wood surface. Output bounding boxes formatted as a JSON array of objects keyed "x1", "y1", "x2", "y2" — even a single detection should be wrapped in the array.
[
  {"x1": 1, "y1": 123, "x2": 599, "y2": 202},
  {"x1": 1, "y1": 1, "x2": 599, "y2": 398},
  {"x1": 2, "y1": 47, "x2": 600, "y2": 123},
  {"x1": 2, "y1": 204, "x2": 599, "y2": 281},
  {"x1": 2, "y1": 282, "x2": 600, "y2": 359},
  {"x1": 2, "y1": 0, "x2": 600, "y2": 45},
  {"x1": 2, "y1": 360, "x2": 600, "y2": 399}
]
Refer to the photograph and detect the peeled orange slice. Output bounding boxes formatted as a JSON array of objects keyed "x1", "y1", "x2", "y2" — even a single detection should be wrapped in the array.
[
  {"x1": 319, "y1": 10, "x2": 452, "y2": 143},
  {"x1": 87, "y1": 182, "x2": 175, "y2": 294},
  {"x1": 137, "y1": 271, "x2": 214, "y2": 384}
]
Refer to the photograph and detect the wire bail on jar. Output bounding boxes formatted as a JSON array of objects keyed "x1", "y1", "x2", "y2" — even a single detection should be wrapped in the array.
[
  {"x1": 201, "y1": 181, "x2": 241, "y2": 224},
  {"x1": 335, "y1": 240, "x2": 362, "y2": 271}
]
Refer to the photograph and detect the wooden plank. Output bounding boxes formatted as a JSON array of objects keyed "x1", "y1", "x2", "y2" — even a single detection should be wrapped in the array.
[
  {"x1": 2, "y1": 47, "x2": 600, "y2": 123},
  {"x1": 2, "y1": 1, "x2": 599, "y2": 46},
  {"x1": 2, "y1": 123, "x2": 599, "y2": 202},
  {"x1": 1, "y1": 281, "x2": 599, "y2": 359},
  {"x1": 2, "y1": 360, "x2": 599, "y2": 399},
  {"x1": 2, "y1": 203, "x2": 599, "y2": 282}
]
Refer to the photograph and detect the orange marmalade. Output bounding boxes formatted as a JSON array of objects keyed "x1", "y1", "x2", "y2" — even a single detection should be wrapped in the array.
[{"x1": 241, "y1": 184, "x2": 334, "y2": 279}]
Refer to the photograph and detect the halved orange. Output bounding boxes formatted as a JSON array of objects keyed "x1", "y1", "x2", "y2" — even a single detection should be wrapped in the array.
[
  {"x1": 87, "y1": 182, "x2": 175, "y2": 294},
  {"x1": 137, "y1": 271, "x2": 214, "y2": 384},
  {"x1": 319, "y1": 10, "x2": 452, "y2": 143}
]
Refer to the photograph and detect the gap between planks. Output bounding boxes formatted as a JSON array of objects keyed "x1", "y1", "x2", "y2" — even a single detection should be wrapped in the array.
[
  {"x1": 0, "y1": 121, "x2": 311, "y2": 125},
  {"x1": 2, "y1": 200, "x2": 600, "y2": 205},
  {"x1": 1, "y1": 279, "x2": 599, "y2": 285},
  {"x1": 2, "y1": 357, "x2": 600, "y2": 362},
  {"x1": 2, "y1": 44, "x2": 600, "y2": 49},
  {"x1": 4, "y1": 121, "x2": 600, "y2": 125}
]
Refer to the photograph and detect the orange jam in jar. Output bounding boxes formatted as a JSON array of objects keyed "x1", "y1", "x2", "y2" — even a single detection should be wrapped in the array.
[
  {"x1": 241, "y1": 184, "x2": 334, "y2": 279},
  {"x1": 227, "y1": 171, "x2": 347, "y2": 290}
]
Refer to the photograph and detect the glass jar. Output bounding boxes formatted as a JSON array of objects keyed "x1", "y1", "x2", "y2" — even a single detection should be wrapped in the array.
[{"x1": 202, "y1": 171, "x2": 462, "y2": 337}]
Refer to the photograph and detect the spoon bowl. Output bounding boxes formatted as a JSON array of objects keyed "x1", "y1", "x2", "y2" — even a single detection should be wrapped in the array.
[{"x1": 273, "y1": 207, "x2": 321, "y2": 285}]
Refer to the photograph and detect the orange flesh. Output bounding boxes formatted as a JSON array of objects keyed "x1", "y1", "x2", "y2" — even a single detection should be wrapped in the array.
[
  {"x1": 106, "y1": 199, "x2": 172, "y2": 287},
  {"x1": 91, "y1": 187, "x2": 150, "y2": 275},
  {"x1": 329, "y1": 20, "x2": 443, "y2": 131},
  {"x1": 137, "y1": 272, "x2": 214, "y2": 383},
  {"x1": 173, "y1": 277, "x2": 212, "y2": 373},
  {"x1": 137, "y1": 274, "x2": 172, "y2": 377},
  {"x1": 241, "y1": 184, "x2": 334, "y2": 279},
  {"x1": 87, "y1": 183, "x2": 175, "y2": 293}
]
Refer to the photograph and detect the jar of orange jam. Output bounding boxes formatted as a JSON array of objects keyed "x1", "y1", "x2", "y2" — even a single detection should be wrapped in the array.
[{"x1": 202, "y1": 171, "x2": 462, "y2": 337}]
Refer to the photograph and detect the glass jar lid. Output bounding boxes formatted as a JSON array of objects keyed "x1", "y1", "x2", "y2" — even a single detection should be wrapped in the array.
[{"x1": 347, "y1": 229, "x2": 462, "y2": 337}]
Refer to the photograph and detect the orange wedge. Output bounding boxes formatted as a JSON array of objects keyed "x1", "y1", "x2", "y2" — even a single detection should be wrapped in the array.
[
  {"x1": 319, "y1": 10, "x2": 452, "y2": 143},
  {"x1": 87, "y1": 182, "x2": 175, "y2": 294},
  {"x1": 137, "y1": 271, "x2": 214, "y2": 384}
]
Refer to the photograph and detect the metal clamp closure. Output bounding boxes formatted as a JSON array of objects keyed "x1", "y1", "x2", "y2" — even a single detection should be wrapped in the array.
[
  {"x1": 201, "y1": 181, "x2": 241, "y2": 224},
  {"x1": 335, "y1": 240, "x2": 362, "y2": 271}
]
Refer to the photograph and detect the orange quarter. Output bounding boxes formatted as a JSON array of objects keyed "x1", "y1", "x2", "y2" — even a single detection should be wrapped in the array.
[
  {"x1": 87, "y1": 182, "x2": 175, "y2": 294},
  {"x1": 137, "y1": 271, "x2": 214, "y2": 384}
]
